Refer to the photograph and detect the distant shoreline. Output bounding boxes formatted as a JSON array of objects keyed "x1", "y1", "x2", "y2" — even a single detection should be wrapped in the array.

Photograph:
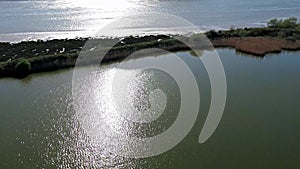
[{"x1": 0, "y1": 26, "x2": 300, "y2": 79}]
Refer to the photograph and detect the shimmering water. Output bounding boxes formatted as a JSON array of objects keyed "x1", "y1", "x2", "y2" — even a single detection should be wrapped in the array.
[
  {"x1": 0, "y1": 49, "x2": 300, "y2": 168},
  {"x1": 1, "y1": 0, "x2": 300, "y2": 42}
]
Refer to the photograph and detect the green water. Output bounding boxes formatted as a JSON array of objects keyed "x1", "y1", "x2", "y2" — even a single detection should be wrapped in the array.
[{"x1": 0, "y1": 49, "x2": 300, "y2": 168}]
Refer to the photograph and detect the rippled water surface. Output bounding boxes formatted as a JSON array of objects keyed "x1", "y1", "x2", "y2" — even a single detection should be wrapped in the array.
[
  {"x1": 1, "y1": 0, "x2": 300, "y2": 41},
  {"x1": 0, "y1": 49, "x2": 300, "y2": 168}
]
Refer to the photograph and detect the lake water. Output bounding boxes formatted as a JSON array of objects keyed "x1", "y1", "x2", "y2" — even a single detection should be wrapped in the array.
[
  {"x1": 1, "y1": 0, "x2": 300, "y2": 42},
  {"x1": 0, "y1": 49, "x2": 300, "y2": 168}
]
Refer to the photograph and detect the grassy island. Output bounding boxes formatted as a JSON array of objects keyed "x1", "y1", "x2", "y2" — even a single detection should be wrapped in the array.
[
  {"x1": 208, "y1": 17, "x2": 300, "y2": 56},
  {"x1": 0, "y1": 17, "x2": 300, "y2": 78}
]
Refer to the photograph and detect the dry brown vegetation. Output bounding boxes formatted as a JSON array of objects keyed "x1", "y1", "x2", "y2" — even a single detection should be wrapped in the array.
[{"x1": 212, "y1": 37, "x2": 300, "y2": 56}]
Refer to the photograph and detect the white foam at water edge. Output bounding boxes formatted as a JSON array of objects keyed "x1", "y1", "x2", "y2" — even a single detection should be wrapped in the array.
[
  {"x1": 0, "y1": 23, "x2": 267, "y2": 43},
  {"x1": 0, "y1": 31, "x2": 92, "y2": 43},
  {"x1": 0, "y1": 27, "x2": 207, "y2": 43}
]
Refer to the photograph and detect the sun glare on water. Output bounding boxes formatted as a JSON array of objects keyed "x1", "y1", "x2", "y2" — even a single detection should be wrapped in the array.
[{"x1": 66, "y1": 0, "x2": 134, "y2": 9}]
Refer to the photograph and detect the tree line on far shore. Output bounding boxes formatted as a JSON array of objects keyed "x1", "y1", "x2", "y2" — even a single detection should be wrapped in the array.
[
  {"x1": 205, "y1": 17, "x2": 300, "y2": 40},
  {"x1": 267, "y1": 17, "x2": 300, "y2": 29}
]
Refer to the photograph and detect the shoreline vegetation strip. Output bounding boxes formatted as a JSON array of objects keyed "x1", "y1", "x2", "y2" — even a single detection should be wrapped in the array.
[{"x1": 1, "y1": 17, "x2": 300, "y2": 78}]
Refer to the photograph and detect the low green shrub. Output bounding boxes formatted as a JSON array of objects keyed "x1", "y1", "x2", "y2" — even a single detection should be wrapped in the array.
[
  {"x1": 15, "y1": 59, "x2": 31, "y2": 74},
  {"x1": 267, "y1": 17, "x2": 298, "y2": 28},
  {"x1": 296, "y1": 24, "x2": 300, "y2": 31},
  {"x1": 205, "y1": 30, "x2": 220, "y2": 39}
]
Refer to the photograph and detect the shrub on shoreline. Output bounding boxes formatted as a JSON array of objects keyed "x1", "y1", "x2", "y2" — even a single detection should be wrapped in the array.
[
  {"x1": 14, "y1": 59, "x2": 31, "y2": 77},
  {"x1": 267, "y1": 17, "x2": 298, "y2": 28}
]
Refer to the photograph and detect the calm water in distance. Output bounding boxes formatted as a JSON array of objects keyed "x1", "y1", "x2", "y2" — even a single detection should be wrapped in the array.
[{"x1": 1, "y1": 0, "x2": 300, "y2": 41}]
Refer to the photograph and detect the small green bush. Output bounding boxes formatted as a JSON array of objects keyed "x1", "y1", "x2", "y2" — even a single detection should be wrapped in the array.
[
  {"x1": 237, "y1": 29, "x2": 248, "y2": 37},
  {"x1": 267, "y1": 17, "x2": 298, "y2": 28},
  {"x1": 296, "y1": 24, "x2": 300, "y2": 31},
  {"x1": 205, "y1": 30, "x2": 220, "y2": 39},
  {"x1": 15, "y1": 59, "x2": 31, "y2": 73}
]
